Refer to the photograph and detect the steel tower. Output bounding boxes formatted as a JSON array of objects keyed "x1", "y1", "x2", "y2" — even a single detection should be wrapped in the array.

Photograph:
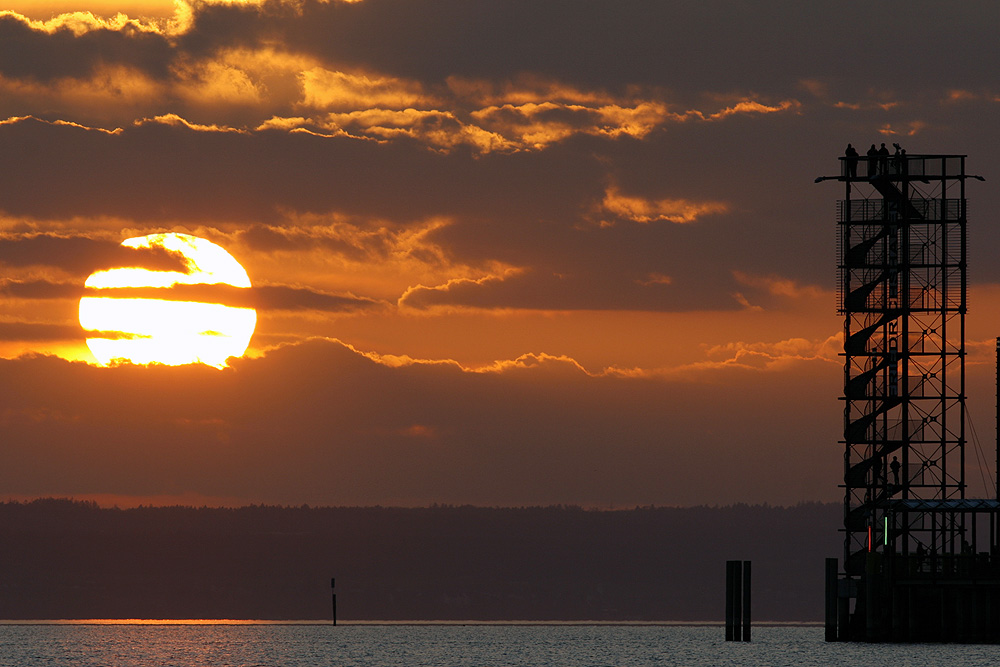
[
  {"x1": 820, "y1": 149, "x2": 1000, "y2": 641},
  {"x1": 838, "y1": 152, "x2": 968, "y2": 575}
]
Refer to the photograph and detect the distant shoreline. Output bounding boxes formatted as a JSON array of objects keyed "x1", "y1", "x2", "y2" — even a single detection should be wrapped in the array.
[
  {"x1": 0, "y1": 619, "x2": 824, "y2": 627},
  {"x1": 0, "y1": 500, "x2": 838, "y2": 622}
]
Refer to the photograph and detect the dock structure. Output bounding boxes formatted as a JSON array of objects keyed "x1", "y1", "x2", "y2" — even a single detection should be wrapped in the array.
[{"x1": 819, "y1": 150, "x2": 1000, "y2": 642}]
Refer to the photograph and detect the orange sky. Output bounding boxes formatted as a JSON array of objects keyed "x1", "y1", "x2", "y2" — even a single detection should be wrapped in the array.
[{"x1": 3, "y1": 0, "x2": 1000, "y2": 507}]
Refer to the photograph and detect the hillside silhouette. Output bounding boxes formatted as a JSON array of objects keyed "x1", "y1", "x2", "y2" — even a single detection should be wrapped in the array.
[{"x1": 0, "y1": 499, "x2": 839, "y2": 621}]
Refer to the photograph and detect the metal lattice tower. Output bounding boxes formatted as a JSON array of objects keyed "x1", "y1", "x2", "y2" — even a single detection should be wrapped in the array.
[
  {"x1": 820, "y1": 150, "x2": 1000, "y2": 642},
  {"x1": 837, "y1": 152, "x2": 968, "y2": 574}
]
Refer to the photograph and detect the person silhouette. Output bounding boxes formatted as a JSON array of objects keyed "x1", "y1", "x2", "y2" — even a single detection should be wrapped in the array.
[
  {"x1": 844, "y1": 143, "x2": 859, "y2": 178},
  {"x1": 892, "y1": 143, "x2": 903, "y2": 174},
  {"x1": 866, "y1": 144, "x2": 878, "y2": 177},
  {"x1": 877, "y1": 142, "x2": 890, "y2": 175},
  {"x1": 890, "y1": 455, "x2": 900, "y2": 487}
]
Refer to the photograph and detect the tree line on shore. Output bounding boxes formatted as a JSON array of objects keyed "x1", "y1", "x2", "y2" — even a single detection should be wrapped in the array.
[{"x1": 0, "y1": 498, "x2": 840, "y2": 621}]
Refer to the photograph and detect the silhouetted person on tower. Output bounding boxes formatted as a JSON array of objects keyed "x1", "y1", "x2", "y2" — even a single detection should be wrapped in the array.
[
  {"x1": 844, "y1": 143, "x2": 859, "y2": 178},
  {"x1": 867, "y1": 144, "x2": 878, "y2": 177},
  {"x1": 877, "y1": 142, "x2": 890, "y2": 175},
  {"x1": 890, "y1": 455, "x2": 900, "y2": 488}
]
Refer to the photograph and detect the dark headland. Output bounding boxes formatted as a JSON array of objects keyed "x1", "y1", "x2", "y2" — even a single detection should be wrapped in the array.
[{"x1": 0, "y1": 499, "x2": 838, "y2": 621}]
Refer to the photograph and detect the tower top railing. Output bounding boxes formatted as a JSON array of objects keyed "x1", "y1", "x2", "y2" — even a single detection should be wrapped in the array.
[{"x1": 836, "y1": 153, "x2": 967, "y2": 181}]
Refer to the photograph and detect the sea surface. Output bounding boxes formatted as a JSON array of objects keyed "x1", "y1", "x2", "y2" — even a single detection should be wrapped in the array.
[{"x1": 1, "y1": 622, "x2": 999, "y2": 667}]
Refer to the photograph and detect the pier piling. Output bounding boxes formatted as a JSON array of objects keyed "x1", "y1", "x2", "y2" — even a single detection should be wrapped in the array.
[
  {"x1": 331, "y1": 577, "x2": 337, "y2": 626},
  {"x1": 725, "y1": 560, "x2": 751, "y2": 641}
]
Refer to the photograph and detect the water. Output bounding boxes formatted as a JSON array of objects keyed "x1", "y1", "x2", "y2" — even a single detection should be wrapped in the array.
[{"x1": 1, "y1": 623, "x2": 998, "y2": 667}]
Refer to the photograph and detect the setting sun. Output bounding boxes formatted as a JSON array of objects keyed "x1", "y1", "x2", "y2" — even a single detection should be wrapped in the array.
[{"x1": 79, "y1": 233, "x2": 256, "y2": 368}]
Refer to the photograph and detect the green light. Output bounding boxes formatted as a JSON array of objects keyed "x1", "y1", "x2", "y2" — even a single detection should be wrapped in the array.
[{"x1": 884, "y1": 515, "x2": 889, "y2": 546}]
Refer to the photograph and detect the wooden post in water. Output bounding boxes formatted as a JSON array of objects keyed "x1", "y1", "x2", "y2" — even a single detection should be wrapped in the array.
[
  {"x1": 725, "y1": 561, "x2": 735, "y2": 640},
  {"x1": 331, "y1": 577, "x2": 337, "y2": 626},
  {"x1": 742, "y1": 560, "x2": 751, "y2": 642},
  {"x1": 825, "y1": 558, "x2": 838, "y2": 641},
  {"x1": 733, "y1": 562, "x2": 742, "y2": 640},
  {"x1": 725, "y1": 560, "x2": 751, "y2": 641}
]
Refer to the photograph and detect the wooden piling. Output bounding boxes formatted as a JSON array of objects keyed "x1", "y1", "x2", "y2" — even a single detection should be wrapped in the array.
[
  {"x1": 732, "y1": 561, "x2": 742, "y2": 641},
  {"x1": 825, "y1": 558, "x2": 838, "y2": 641},
  {"x1": 726, "y1": 560, "x2": 750, "y2": 641},
  {"x1": 742, "y1": 560, "x2": 751, "y2": 642},
  {"x1": 725, "y1": 561, "x2": 735, "y2": 641}
]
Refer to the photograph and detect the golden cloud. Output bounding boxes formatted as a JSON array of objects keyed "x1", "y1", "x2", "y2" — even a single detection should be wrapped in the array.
[
  {"x1": 255, "y1": 115, "x2": 311, "y2": 131},
  {"x1": 228, "y1": 218, "x2": 510, "y2": 303},
  {"x1": 600, "y1": 185, "x2": 729, "y2": 224},
  {"x1": 702, "y1": 335, "x2": 842, "y2": 366},
  {"x1": 301, "y1": 68, "x2": 432, "y2": 111},
  {"x1": 697, "y1": 99, "x2": 801, "y2": 121},
  {"x1": 135, "y1": 113, "x2": 246, "y2": 133},
  {"x1": 447, "y1": 74, "x2": 622, "y2": 108},
  {"x1": 0, "y1": 8, "x2": 166, "y2": 35},
  {"x1": 173, "y1": 59, "x2": 264, "y2": 107},
  {"x1": 465, "y1": 101, "x2": 684, "y2": 151},
  {"x1": 945, "y1": 89, "x2": 979, "y2": 103},
  {"x1": 0, "y1": 67, "x2": 162, "y2": 123},
  {"x1": 637, "y1": 273, "x2": 673, "y2": 286},
  {"x1": 397, "y1": 269, "x2": 523, "y2": 311},
  {"x1": 0, "y1": 7, "x2": 809, "y2": 153},
  {"x1": 476, "y1": 352, "x2": 592, "y2": 376},
  {"x1": 334, "y1": 338, "x2": 596, "y2": 377},
  {"x1": 317, "y1": 108, "x2": 506, "y2": 152},
  {"x1": 732, "y1": 271, "x2": 825, "y2": 300},
  {"x1": 594, "y1": 103, "x2": 672, "y2": 138},
  {"x1": 878, "y1": 120, "x2": 928, "y2": 137},
  {"x1": 607, "y1": 334, "x2": 843, "y2": 379}
]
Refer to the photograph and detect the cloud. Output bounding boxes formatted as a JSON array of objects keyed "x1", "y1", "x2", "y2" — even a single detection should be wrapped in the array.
[
  {"x1": 696, "y1": 99, "x2": 800, "y2": 121},
  {"x1": 314, "y1": 108, "x2": 504, "y2": 152},
  {"x1": 0, "y1": 11, "x2": 171, "y2": 82},
  {"x1": 732, "y1": 272, "x2": 825, "y2": 301},
  {"x1": 396, "y1": 266, "x2": 746, "y2": 313},
  {"x1": 254, "y1": 283, "x2": 384, "y2": 312},
  {"x1": 4, "y1": 1, "x2": 998, "y2": 115},
  {"x1": 136, "y1": 112, "x2": 247, "y2": 133},
  {"x1": 0, "y1": 232, "x2": 189, "y2": 277},
  {"x1": 604, "y1": 333, "x2": 843, "y2": 379},
  {"x1": 0, "y1": 320, "x2": 83, "y2": 342},
  {"x1": 877, "y1": 120, "x2": 930, "y2": 137},
  {"x1": 2, "y1": 274, "x2": 382, "y2": 315},
  {"x1": 600, "y1": 185, "x2": 729, "y2": 225},
  {"x1": 1, "y1": 278, "x2": 82, "y2": 300},
  {"x1": 0, "y1": 338, "x2": 844, "y2": 507},
  {"x1": 698, "y1": 335, "x2": 842, "y2": 369},
  {"x1": 300, "y1": 67, "x2": 432, "y2": 111}
]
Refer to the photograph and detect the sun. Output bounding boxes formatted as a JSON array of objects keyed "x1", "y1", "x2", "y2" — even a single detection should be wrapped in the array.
[{"x1": 79, "y1": 233, "x2": 257, "y2": 368}]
